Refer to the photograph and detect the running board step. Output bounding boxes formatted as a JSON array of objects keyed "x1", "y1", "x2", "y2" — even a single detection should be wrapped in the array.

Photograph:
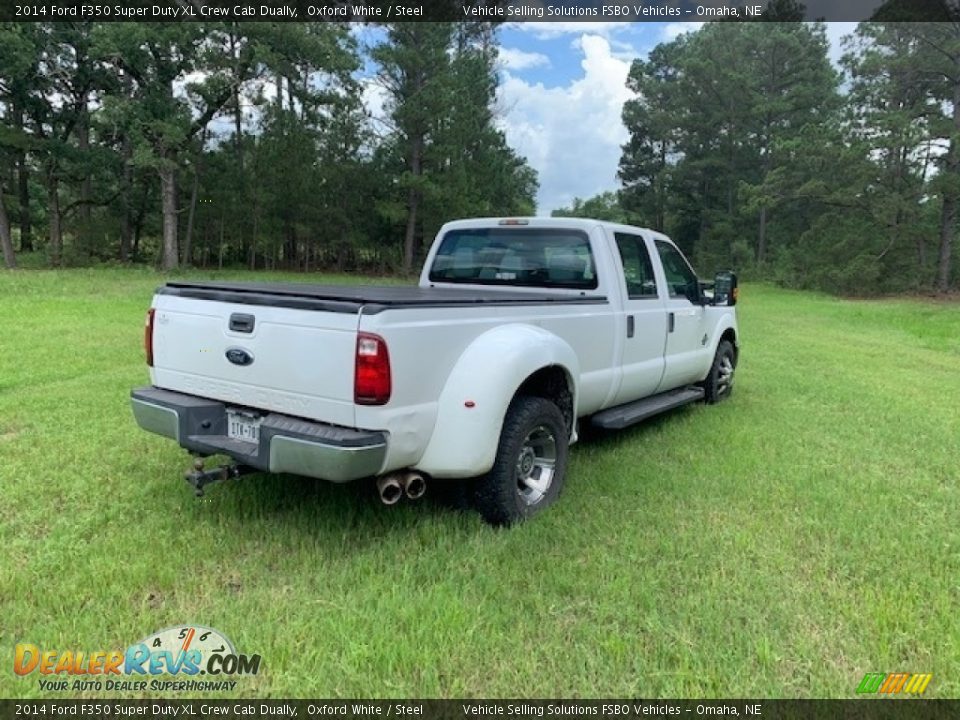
[{"x1": 591, "y1": 386, "x2": 705, "y2": 430}]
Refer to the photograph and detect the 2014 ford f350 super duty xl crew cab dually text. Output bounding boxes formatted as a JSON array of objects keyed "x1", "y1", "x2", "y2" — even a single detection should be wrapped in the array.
[{"x1": 131, "y1": 217, "x2": 739, "y2": 525}]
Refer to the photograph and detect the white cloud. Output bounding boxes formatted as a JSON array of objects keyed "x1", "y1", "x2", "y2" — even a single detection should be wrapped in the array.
[
  {"x1": 607, "y1": 36, "x2": 645, "y2": 62},
  {"x1": 492, "y1": 20, "x2": 860, "y2": 215},
  {"x1": 661, "y1": 21, "x2": 704, "y2": 42},
  {"x1": 823, "y1": 22, "x2": 857, "y2": 69},
  {"x1": 498, "y1": 47, "x2": 551, "y2": 71},
  {"x1": 497, "y1": 34, "x2": 633, "y2": 214}
]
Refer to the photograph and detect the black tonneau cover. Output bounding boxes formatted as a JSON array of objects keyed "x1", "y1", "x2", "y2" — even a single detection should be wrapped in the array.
[{"x1": 159, "y1": 281, "x2": 607, "y2": 315}]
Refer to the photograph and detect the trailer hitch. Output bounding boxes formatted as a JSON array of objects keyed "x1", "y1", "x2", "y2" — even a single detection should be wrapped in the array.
[{"x1": 184, "y1": 458, "x2": 254, "y2": 497}]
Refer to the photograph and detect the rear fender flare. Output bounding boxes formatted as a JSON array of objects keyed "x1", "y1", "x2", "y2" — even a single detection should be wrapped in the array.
[{"x1": 416, "y1": 324, "x2": 579, "y2": 478}]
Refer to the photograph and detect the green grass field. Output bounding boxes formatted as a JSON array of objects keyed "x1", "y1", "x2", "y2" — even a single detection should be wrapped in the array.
[{"x1": 1, "y1": 267, "x2": 958, "y2": 699}]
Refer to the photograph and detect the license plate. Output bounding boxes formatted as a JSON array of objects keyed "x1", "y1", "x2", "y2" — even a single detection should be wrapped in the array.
[{"x1": 227, "y1": 412, "x2": 261, "y2": 443}]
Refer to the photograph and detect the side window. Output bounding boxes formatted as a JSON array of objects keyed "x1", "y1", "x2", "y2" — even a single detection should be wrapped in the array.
[
  {"x1": 614, "y1": 233, "x2": 658, "y2": 299},
  {"x1": 655, "y1": 240, "x2": 699, "y2": 301}
]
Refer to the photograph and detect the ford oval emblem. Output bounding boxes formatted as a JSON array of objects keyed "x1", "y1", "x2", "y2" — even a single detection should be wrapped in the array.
[{"x1": 225, "y1": 347, "x2": 254, "y2": 366}]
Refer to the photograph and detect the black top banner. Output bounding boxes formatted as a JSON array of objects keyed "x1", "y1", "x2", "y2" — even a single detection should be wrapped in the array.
[
  {"x1": 0, "y1": 0, "x2": 957, "y2": 23},
  {"x1": 1, "y1": 700, "x2": 960, "y2": 720}
]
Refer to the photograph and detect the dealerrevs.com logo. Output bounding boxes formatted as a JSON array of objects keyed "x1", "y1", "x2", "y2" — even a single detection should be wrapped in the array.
[{"x1": 15, "y1": 625, "x2": 261, "y2": 692}]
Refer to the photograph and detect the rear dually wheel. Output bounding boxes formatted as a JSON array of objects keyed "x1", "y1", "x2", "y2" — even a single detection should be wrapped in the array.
[{"x1": 472, "y1": 396, "x2": 569, "y2": 526}]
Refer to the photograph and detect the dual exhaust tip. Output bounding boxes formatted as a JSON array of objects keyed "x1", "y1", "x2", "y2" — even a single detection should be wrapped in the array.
[{"x1": 376, "y1": 471, "x2": 427, "y2": 505}]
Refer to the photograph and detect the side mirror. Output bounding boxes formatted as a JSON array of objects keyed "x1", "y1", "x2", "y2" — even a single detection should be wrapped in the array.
[{"x1": 713, "y1": 271, "x2": 738, "y2": 306}]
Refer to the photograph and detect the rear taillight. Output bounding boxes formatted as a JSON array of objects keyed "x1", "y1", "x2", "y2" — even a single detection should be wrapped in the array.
[
  {"x1": 354, "y1": 332, "x2": 391, "y2": 405},
  {"x1": 144, "y1": 308, "x2": 156, "y2": 367}
]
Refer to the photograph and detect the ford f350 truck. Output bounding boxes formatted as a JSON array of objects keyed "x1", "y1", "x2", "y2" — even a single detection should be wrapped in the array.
[{"x1": 131, "y1": 217, "x2": 739, "y2": 525}]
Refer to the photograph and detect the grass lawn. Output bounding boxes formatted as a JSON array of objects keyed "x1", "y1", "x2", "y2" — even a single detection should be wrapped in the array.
[{"x1": 0, "y1": 267, "x2": 958, "y2": 699}]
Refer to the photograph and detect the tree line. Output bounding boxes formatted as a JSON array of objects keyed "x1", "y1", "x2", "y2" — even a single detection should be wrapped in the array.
[
  {"x1": 0, "y1": 22, "x2": 537, "y2": 274},
  {"x1": 555, "y1": 19, "x2": 959, "y2": 294},
  {"x1": 4, "y1": 19, "x2": 958, "y2": 295}
]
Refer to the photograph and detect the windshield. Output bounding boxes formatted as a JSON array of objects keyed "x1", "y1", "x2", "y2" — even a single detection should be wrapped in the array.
[{"x1": 428, "y1": 228, "x2": 598, "y2": 290}]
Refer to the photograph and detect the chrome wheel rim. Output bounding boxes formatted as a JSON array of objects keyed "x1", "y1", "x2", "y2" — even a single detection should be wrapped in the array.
[
  {"x1": 516, "y1": 425, "x2": 557, "y2": 506},
  {"x1": 717, "y1": 354, "x2": 735, "y2": 395}
]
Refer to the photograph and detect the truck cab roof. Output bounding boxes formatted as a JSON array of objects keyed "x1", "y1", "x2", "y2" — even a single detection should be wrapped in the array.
[{"x1": 439, "y1": 217, "x2": 672, "y2": 244}]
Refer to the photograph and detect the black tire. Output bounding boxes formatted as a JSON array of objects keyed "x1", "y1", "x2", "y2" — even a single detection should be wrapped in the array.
[
  {"x1": 703, "y1": 339, "x2": 737, "y2": 404},
  {"x1": 472, "y1": 396, "x2": 569, "y2": 526}
]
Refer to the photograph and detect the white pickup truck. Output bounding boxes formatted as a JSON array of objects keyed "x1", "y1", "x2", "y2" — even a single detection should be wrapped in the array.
[{"x1": 131, "y1": 217, "x2": 739, "y2": 525}]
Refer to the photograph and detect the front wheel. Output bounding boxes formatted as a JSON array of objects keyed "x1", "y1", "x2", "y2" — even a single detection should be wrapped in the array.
[
  {"x1": 703, "y1": 339, "x2": 737, "y2": 403},
  {"x1": 472, "y1": 396, "x2": 569, "y2": 526}
]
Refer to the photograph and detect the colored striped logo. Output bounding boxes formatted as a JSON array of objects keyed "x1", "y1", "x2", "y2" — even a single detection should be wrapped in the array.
[{"x1": 857, "y1": 672, "x2": 933, "y2": 695}]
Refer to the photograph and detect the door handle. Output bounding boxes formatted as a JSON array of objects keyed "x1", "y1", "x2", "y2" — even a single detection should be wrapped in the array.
[
  {"x1": 668, "y1": 312, "x2": 675, "y2": 333},
  {"x1": 627, "y1": 315, "x2": 635, "y2": 338},
  {"x1": 229, "y1": 313, "x2": 255, "y2": 333}
]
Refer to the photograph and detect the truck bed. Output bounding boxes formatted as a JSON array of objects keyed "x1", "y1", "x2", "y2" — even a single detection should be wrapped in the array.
[{"x1": 159, "y1": 281, "x2": 607, "y2": 314}]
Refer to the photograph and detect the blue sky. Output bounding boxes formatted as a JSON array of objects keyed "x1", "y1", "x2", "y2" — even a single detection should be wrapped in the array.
[
  {"x1": 359, "y1": 22, "x2": 856, "y2": 215},
  {"x1": 494, "y1": 22, "x2": 674, "y2": 215},
  {"x1": 498, "y1": 23, "x2": 669, "y2": 87}
]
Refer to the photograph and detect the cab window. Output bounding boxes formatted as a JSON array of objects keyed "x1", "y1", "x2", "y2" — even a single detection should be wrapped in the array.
[
  {"x1": 655, "y1": 240, "x2": 700, "y2": 302},
  {"x1": 429, "y1": 228, "x2": 597, "y2": 290},
  {"x1": 614, "y1": 233, "x2": 658, "y2": 299}
]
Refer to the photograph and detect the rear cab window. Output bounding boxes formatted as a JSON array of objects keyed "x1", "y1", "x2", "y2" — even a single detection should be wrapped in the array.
[{"x1": 429, "y1": 228, "x2": 598, "y2": 290}]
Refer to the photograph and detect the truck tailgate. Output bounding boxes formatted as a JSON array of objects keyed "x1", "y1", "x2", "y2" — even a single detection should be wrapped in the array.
[{"x1": 150, "y1": 294, "x2": 357, "y2": 427}]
